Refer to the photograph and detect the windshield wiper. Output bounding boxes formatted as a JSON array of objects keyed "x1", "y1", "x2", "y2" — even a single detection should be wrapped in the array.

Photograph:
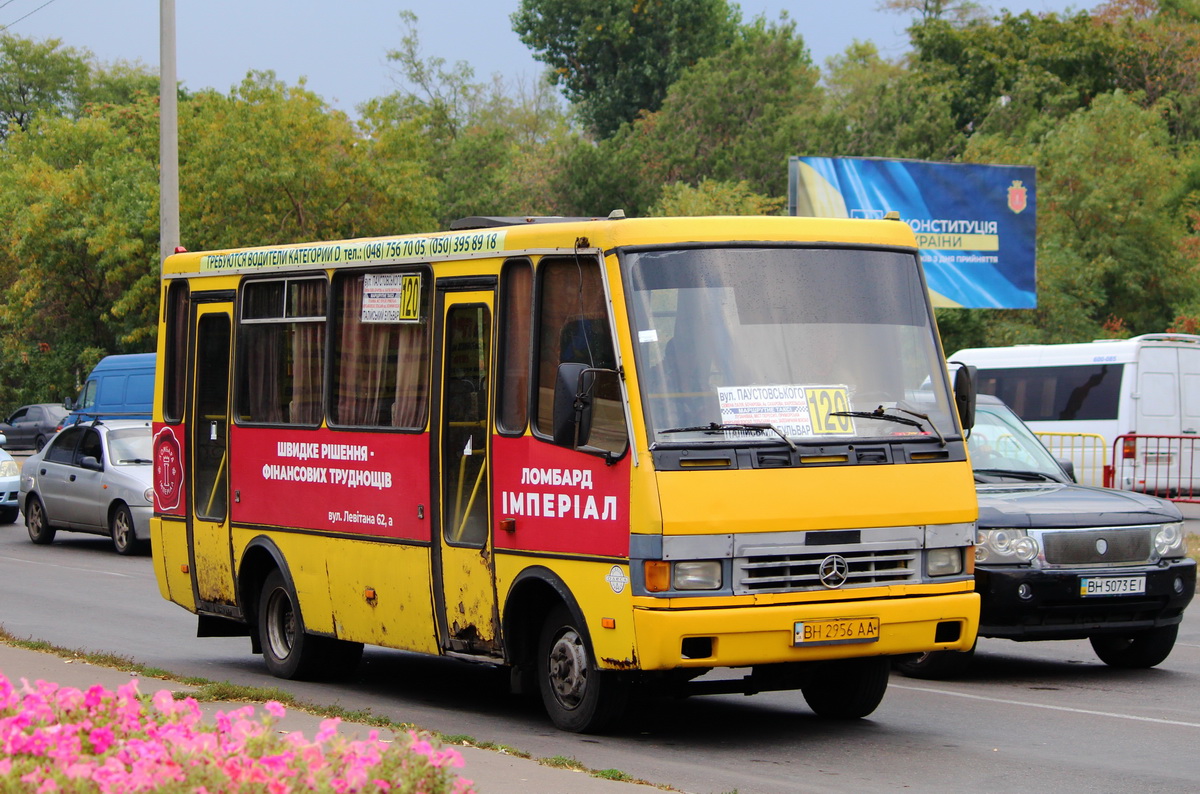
[
  {"x1": 829, "y1": 405, "x2": 945, "y2": 446},
  {"x1": 659, "y1": 422, "x2": 797, "y2": 452},
  {"x1": 974, "y1": 468, "x2": 1062, "y2": 483}
]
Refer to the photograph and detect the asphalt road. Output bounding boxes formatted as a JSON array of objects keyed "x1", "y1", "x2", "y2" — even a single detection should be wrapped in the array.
[{"x1": 3, "y1": 523, "x2": 1200, "y2": 794}]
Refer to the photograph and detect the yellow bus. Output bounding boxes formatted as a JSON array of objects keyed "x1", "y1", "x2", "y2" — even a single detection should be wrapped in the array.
[{"x1": 151, "y1": 213, "x2": 980, "y2": 732}]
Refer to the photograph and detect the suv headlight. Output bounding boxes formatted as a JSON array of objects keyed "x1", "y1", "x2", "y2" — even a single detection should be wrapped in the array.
[
  {"x1": 976, "y1": 528, "x2": 1039, "y2": 564},
  {"x1": 0, "y1": 460, "x2": 18, "y2": 477},
  {"x1": 1153, "y1": 521, "x2": 1186, "y2": 560}
]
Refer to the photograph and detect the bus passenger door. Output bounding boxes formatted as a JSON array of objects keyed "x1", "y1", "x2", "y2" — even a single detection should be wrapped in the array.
[
  {"x1": 189, "y1": 304, "x2": 235, "y2": 607},
  {"x1": 433, "y1": 289, "x2": 500, "y2": 656}
]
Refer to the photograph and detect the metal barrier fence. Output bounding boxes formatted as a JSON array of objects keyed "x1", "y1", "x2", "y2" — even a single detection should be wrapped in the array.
[
  {"x1": 1104, "y1": 434, "x2": 1200, "y2": 503},
  {"x1": 1034, "y1": 432, "x2": 1108, "y2": 488}
]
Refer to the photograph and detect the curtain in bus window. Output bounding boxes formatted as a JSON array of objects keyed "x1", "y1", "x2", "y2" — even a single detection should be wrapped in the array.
[
  {"x1": 290, "y1": 280, "x2": 324, "y2": 425},
  {"x1": 331, "y1": 274, "x2": 429, "y2": 428},
  {"x1": 238, "y1": 278, "x2": 325, "y2": 425},
  {"x1": 335, "y1": 278, "x2": 391, "y2": 425},
  {"x1": 393, "y1": 317, "x2": 428, "y2": 427},
  {"x1": 241, "y1": 326, "x2": 283, "y2": 423}
]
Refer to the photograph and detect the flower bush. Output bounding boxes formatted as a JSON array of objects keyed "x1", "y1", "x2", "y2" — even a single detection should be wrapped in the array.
[{"x1": 0, "y1": 672, "x2": 475, "y2": 793}]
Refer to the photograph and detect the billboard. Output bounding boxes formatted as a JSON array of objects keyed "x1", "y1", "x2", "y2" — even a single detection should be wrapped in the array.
[{"x1": 788, "y1": 156, "x2": 1036, "y2": 309}]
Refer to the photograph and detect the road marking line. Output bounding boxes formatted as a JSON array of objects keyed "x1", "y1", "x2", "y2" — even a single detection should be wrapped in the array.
[{"x1": 891, "y1": 682, "x2": 1200, "y2": 728}]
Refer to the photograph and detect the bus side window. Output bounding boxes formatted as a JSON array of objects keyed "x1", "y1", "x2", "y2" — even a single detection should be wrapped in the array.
[
  {"x1": 329, "y1": 271, "x2": 431, "y2": 430},
  {"x1": 534, "y1": 257, "x2": 626, "y2": 456},
  {"x1": 237, "y1": 277, "x2": 326, "y2": 426},
  {"x1": 497, "y1": 259, "x2": 532, "y2": 435},
  {"x1": 163, "y1": 280, "x2": 190, "y2": 423}
]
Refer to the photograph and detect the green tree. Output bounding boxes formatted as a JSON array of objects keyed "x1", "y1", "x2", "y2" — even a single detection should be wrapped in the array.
[
  {"x1": 512, "y1": 0, "x2": 739, "y2": 138},
  {"x1": 878, "y1": 0, "x2": 988, "y2": 25},
  {"x1": 379, "y1": 11, "x2": 579, "y2": 225},
  {"x1": 1096, "y1": 0, "x2": 1200, "y2": 143},
  {"x1": 649, "y1": 179, "x2": 784, "y2": 215},
  {"x1": 909, "y1": 11, "x2": 1124, "y2": 146},
  {"x1": 636, "y1": 15, "x2": 821, "y2": 197},
  {"x1": 0, "y1": 97, "x2": 161, "y2": 407},
  {"x1": 180, "y1": 71, "x2": 438, "y2": 249},
  {"x1": 81, "y1": 59, "x2": 161, "y2": 109},
  {"x1": 963, "y1": 91, "x2": 1192, "y2": 345},
  {"x1": 555, "y1": 15, "x2": 820, "y2": 216},
  {"x1": 0, "y1": 34, "x2": 89, "y2": 137},
  {"x1": 818, "y1": 40, "x2": 960, "y2": 160}
]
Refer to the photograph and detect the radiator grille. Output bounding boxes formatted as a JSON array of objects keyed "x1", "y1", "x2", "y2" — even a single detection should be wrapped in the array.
[
  {"x1": 735, "y1": 547, "x2": 919, "y2": 594},
  {"x1": 1039, "y1": 527, "x2": 1152, "y2": 566}
]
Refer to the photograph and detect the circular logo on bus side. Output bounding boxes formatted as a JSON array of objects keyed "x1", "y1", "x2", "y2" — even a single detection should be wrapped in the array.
[
  {"x1": 154, "y1": 426, "x2": 183, "y2": 511},
  {"x1": 818, "y1": 555, "x2": 850, "y2": 588},
  {"x1": 605, "y1": 565, "x2": 629, "y2": 594}
]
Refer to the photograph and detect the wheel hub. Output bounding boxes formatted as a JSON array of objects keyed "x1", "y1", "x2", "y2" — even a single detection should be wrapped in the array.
[
  {"x1": 267, "y1": 590, "x2": 296, "y2": 659},
  {"x1": 547, "y1": 628, "x2": 588, "y2": 710}
]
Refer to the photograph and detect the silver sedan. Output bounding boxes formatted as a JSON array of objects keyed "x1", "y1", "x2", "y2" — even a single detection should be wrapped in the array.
[{"x1": 19, "y1": 420, "x2": 153, "y2": 554}]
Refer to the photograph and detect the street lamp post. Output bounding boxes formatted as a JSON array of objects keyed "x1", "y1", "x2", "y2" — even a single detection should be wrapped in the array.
[{"x1": 159, "y1": 0, "x2": 180, "y2": 265}]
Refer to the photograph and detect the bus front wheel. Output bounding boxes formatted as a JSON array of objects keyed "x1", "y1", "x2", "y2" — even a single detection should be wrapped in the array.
[
  {"x1": 801, "y1": 657, "x2": 890, "y2": 719},
  {"x1": 537, "y1": 605, "x2": 628, "y2": 733}
]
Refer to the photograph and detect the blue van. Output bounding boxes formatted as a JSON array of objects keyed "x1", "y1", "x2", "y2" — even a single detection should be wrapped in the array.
[{"x1": 65, "y1": 354, "x2": 155, "y2": 423}]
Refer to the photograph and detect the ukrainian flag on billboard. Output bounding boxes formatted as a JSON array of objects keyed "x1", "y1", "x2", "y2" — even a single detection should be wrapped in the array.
[{"x1": 788, "y1": 156, "x2": 1036, "y2": 309}]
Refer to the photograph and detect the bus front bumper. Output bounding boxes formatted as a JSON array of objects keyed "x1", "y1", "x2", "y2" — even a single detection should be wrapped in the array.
[{"x1": 630, "y1": 592, "x2": 980, "y2": 670}]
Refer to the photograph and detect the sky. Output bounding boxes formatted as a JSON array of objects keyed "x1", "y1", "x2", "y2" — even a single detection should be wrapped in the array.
[{"x1": 5, "y1": 0, "x2": 1092, "y2": 115}]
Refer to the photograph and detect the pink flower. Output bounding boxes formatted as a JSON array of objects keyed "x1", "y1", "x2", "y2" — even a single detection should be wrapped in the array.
[
  {"x1": 264, "y1": 700, "x2": 286, "y2": 719},
  {"x1": 89, "y1": 725, "x2": 116, "y2": 754},
  {"x1": 151, "y1": 689, "x2": 177, "y2": 715},
  {"x1": 315, "y1": 717, "x2": 341, "y2": 743}
]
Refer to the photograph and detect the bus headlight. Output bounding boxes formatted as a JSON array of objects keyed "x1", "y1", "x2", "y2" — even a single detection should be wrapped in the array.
[
  {"x1": 926, "y1": 547, "x2": 963, "y2": 577},
  {"x1": 674, "y1": 561, "x2": 722, "y2": 590},
  {"x1": 975, "y1": 529, "x2": 1039, "y2": 564},
  {"x1": 1153, "y1": 521, "x2": 1185, "y2": 559}
]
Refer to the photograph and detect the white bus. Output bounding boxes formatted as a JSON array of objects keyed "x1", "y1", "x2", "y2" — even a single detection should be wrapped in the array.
[{"x1": 951, "y1": 334, "x2": 1200, "y2": 493}]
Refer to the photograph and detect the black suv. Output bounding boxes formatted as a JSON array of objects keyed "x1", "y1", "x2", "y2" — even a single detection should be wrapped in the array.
[{"x1": 897, "y1": 394, "x2": 1195, "y2": 677}]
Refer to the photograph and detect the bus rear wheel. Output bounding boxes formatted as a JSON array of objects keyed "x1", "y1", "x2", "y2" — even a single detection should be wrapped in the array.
[
  {"x1": 258, "y1": 569, "x2": 362, "y2": 680},
  {"x1": 537, "y1": 605, "x2": 628, "y2": 733},
  {"x1": 801, "y1": 657, "x2": 890, "y2": 719}
]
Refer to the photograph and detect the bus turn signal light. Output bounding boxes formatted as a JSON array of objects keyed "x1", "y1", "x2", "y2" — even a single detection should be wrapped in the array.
[{"x1": 644, "y1": 561, "x2": 670, "y2": 592}]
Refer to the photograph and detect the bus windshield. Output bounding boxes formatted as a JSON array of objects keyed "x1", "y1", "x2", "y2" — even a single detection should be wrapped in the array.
[{"x1": 622, "y1": 246, "x2": 957, "y2": 447}]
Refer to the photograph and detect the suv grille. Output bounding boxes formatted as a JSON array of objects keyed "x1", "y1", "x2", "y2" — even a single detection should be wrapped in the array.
[{"x1": 1039, "y1": 527, "x2": 1152, "y2": 566}]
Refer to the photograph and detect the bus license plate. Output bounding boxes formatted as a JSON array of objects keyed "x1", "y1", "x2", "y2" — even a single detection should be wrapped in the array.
[
  {"x1": 1079, "y1": 575, "x2": 1146, "y2": 597},
  {"x1": 794, "y1": 617, "x2": 880, "y2": 646}
]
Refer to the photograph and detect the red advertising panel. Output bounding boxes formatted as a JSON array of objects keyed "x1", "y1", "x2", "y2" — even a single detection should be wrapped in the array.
[
  {"x1": 491, "y1": 435, "x2": 629, "y2": 558},
  {"x1": 229, "y1": 426, "x2": 431, "y2": 541}
]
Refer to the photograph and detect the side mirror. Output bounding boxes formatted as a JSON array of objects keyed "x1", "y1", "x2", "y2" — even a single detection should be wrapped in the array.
[
  {"x1": 80, "y1": 455, "x2": 103, "y2": 472},
  {"x1": 553, "y1": 362, "x2": 595, "y2": 448},
  {"x1": 63, "y1": 397, "x2": 76, "y2": 410},
  {"x1": 950, "y1": 362, "x2": 976, "y2": 432},
  {"x1": 0, "y1": 433, "x2": 6, "y2": 447},
  {"x1": 1056, "y1": 458, "x2": 1077, "y2": 483}
]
